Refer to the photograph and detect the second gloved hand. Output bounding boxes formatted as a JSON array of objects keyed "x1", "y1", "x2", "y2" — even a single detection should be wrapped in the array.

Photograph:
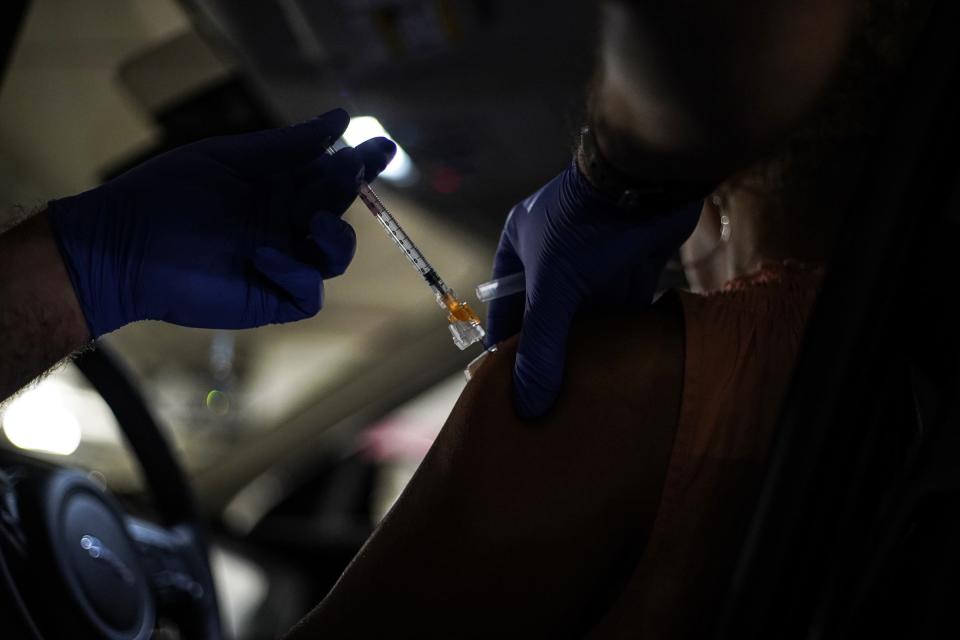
[
  {"x1": 49, "y1": 108, "x2": 396, "y2": 338},
  {"x1": 486, "y1": 161, "x2": 701, "y2": 418}
]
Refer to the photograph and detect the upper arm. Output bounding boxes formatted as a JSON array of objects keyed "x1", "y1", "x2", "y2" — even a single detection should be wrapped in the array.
[{"x1": 287, "y1": 299, "x2": 684, "y2": 639}]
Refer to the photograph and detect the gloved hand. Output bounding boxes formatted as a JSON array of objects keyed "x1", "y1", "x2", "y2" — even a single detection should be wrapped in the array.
[
  {"x1": 485, "y1": 161, "x2": 702, "y2": 417},
  {"x1": 49, "y1": 108, "x2": 396, "y2": 338}
]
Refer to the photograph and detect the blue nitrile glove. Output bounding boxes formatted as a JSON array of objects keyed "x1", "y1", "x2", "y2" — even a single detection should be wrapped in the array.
[
  {"x1": 485, "y1": 161, "x2": 702, "y2": 418},
  {"x1": 49, "y1": 108, "x2": 396, "y2": 338}
]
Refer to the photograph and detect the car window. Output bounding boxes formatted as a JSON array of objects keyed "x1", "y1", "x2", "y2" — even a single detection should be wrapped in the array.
[
  {"x1": 0, "y1": 0, "x2": 492, "y2": 502},
  {"x1": 0, "y1": 362, "x2": 145, "y2": 493}
]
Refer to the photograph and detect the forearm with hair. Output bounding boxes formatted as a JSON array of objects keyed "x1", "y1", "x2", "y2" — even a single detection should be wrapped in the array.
[{"x1": 0, "y1": 210, "x2": 91, "y2": 402}]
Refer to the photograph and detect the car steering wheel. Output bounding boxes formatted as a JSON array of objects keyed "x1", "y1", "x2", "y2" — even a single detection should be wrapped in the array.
[{"x1": 0, "y1": 345, "x2": 222, "y2": 639}]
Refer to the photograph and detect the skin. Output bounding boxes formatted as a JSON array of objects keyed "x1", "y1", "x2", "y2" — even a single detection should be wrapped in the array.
[
  {"x1": 280, "y1": 188, "x2": 784, "y2": 639},
  {"x1": 283, "y1": 175, "x2": 819, "y2": 636},
  {"x1": 0, "y1": 0, "x2": 855, "y2": 633},
  {"x1": 684, "y1": 173, "x2": 789, "y2": 293},
  {"x1": 0, "y1": 0, "x2": 855, "y2": 400},
  {"x1": 286, "y1": 307, "x2": 685, "y2": 639},
  {"x1": 0, "y1": 188, "x2": 767, "y2": 401},
  {"x1": 286, "y1": 1, "x2": 856, "y2": 636},
  {"x1": 0, "y1": 211, "x2": 90, "y2": 402}
]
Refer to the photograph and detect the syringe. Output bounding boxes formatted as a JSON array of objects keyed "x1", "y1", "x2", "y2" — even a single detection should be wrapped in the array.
[{"x1": 352, "y1": 180, "x2": 485, "y2": 350}]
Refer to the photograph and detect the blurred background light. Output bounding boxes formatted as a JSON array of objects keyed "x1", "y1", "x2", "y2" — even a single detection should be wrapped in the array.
[
  {"x1": 206, "y1": 389, "x2": 231, "y2": 416},
  {"x1": 342, "y1": 116, "x2": 416, "y2": 185},
  {"x1": 1, "y1": 378, "x2": 82, "y2": 455}
]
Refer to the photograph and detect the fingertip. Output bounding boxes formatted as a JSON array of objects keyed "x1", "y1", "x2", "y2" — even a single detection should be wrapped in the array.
[
  {"x1": 315, "y1": 107, "x2": 350, "y2": 139},
  {"x1": 330, "y1": 146, "x2": 365, "y2": 181},
  {"x1": 377, "y1": 136, "x2": 398, "y2": 155},
  {"x1": 511, "y1": 310, "x2": 568, "y2": 418},
  {"x1": 511, "y1": 362, "x2": 557, "y2": 419},
  {"x1": 312, "y1": 148, "x2": 365, "y2": 215},
  {"x1": 484, "y1": 298, "x2": 524, "y2": 348},
  {"x1": 356, "y1": 137, "x2": 397, "y2": 181},
  {"x1": 283, "y1": 108, "x2": 350, "y2": 161},
  {"x1": 365, "y1": 136, "x2": 397, "y2": 156}
]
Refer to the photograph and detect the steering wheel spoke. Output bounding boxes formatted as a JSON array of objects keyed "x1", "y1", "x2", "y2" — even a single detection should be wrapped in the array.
[{"x1": 126, "y1": 518, "x2": 211, "y2": 610}]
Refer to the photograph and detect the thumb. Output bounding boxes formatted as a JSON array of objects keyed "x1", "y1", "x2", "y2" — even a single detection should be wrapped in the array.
[
  {"x1": 484, "y1": 235, "x2": 525, "y2": 348},
  {"x1": 209, "y1": 108, "x2": 350, "y2": 176},
  {"x1": 513, "y1": 282, "x2": 582, "y2": 418},
  {"x1": 355, "y1": 137, "x2": 398, "y2": 183},
  {"x1": 484, "y1": 202, "x2": 528, "y2": 348},
  {"x1": 253, "y1": 247, "x2": 324, "y2": 322}
]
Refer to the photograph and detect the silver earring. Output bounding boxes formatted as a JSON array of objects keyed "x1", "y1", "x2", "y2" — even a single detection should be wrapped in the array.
[
  {"x1": 672, "y1": 195, "x2": 733, "y2": 271},
  {"x1": 712, "y1": 194, "x2": 732, "y2": 243}
]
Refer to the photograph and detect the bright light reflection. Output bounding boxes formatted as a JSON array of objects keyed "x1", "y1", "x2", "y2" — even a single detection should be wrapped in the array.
[
  {"x1": 342, "y1": 116, "x2": 416, "y2": 185},
  {"x1": 2, "y1": 379, "x2": 82, "y2": 456}
]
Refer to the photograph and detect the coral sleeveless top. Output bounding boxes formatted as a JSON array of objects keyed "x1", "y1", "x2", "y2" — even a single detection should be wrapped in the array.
[{"x1": 590, "y1": 261, "x2": 824, "y2": 639}]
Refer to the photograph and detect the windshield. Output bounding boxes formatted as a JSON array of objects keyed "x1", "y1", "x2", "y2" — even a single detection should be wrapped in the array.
[{"x1": 0, "y1": 0, "x2": 505, "y2": 504}]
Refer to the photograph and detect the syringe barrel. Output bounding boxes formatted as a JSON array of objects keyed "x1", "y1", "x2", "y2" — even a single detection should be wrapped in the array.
[
  {"x1": 357, "y1": 183, "x2": 439, "y2": 281},
  {"x1": 348, "y1": 176, "x2": 485, "y2": 350}
]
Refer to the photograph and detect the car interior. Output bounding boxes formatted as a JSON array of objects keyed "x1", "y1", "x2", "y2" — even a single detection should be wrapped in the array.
[{"x1": 1, "y1": 0, "x2": 959, "y2": 638}]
